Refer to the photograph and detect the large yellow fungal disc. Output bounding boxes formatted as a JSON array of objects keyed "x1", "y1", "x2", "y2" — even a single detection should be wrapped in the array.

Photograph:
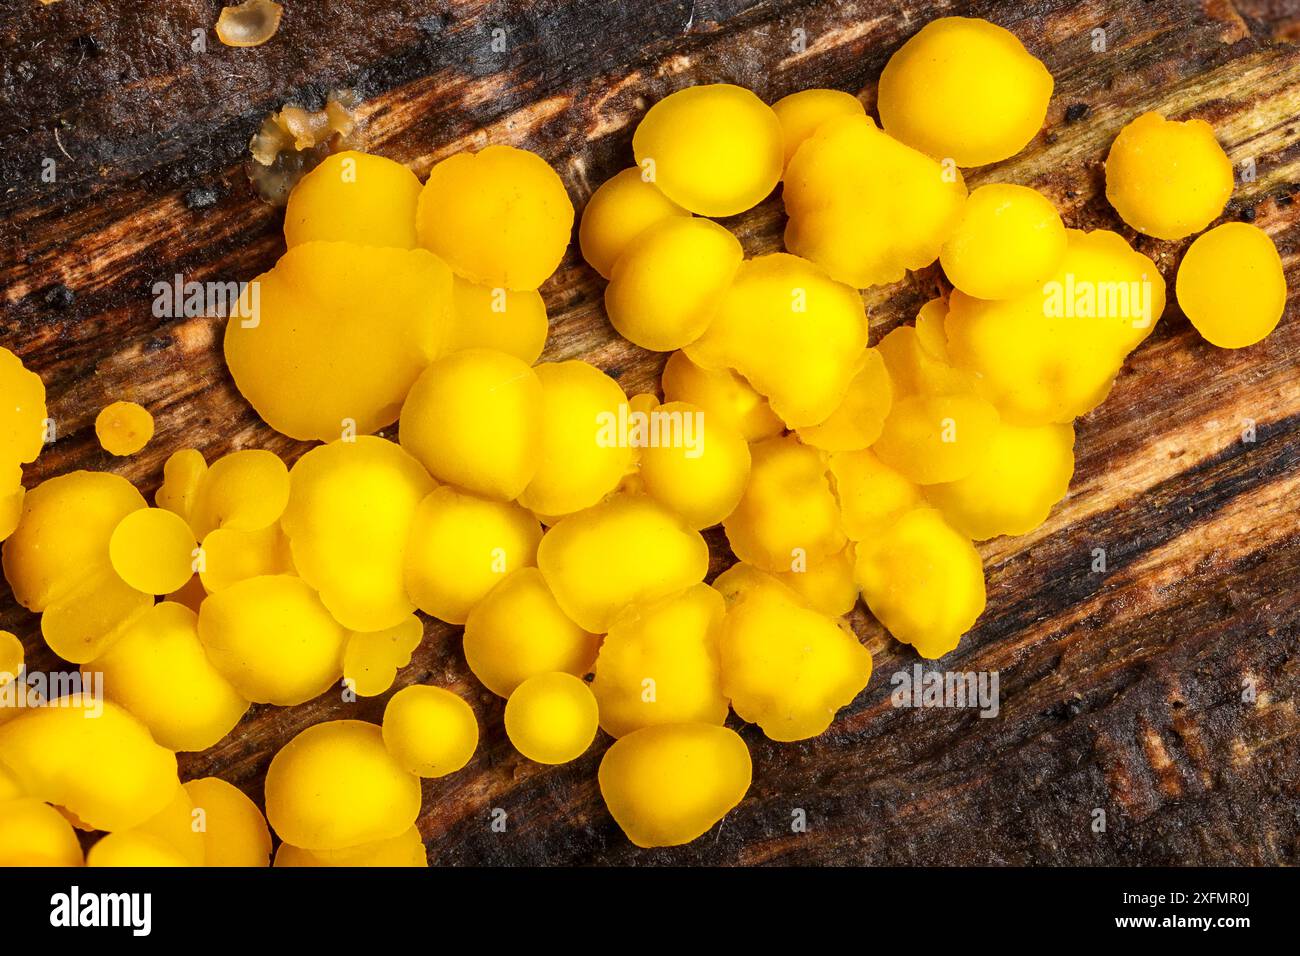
[
  {"x1": 685, "y1": 253, "x2": 868, "y2": 428},
  {"x1": 796, "y1": 347, "x2": 894, "y2": 451},
  {"x1": 404, "y1": 485, "x2": 542, "y2": 625},
  {"x1": 924, "y1": 421, "x2": 1075, "y2": 540},
  {"x1": 604, "y1": 216, "x2": 744, "y2": 351},
  {"x1": 772, "y1": 546, "x2": 860, "y2": 618},
  {"x1": 0, "y1": 699, "x2": 179, "y2": 833},
  {"x1": 155, "y1": 448, "x2": 207, "y2": 525},
  {"x1": 284, "y1": 150, "x2": 423, "y2": 249},
  {"x1": 1105, "y1": 112, "x2": 1234, "y2": 241},
  {"x1": 417, "y1": 144, "x2": 575, "y2": 291},
  {"x1": 3, "y1": 470, "x2": 146, "y2": 611},
  {"x1": 87, "y1": 831, "x2": 191, "y2": 867},
  {"x1": 0, "y1": 798, "x2": 85, "y2": 867},
  {"x1": 855, "y1": 506, "x2": 987, "y2": 659},
  {"x1": 517, "y1": 360, "x2": 634, "y2": 517},
  {"x1": 598, "y1": 723, "x2": 752, "y2": 848},
  {"x1": 940, "y1": 183, "x2": 1068, "y2": 300},
  {"x1": 538, "y1": 495, "x2": 709, "y2": 634},
  {"x1": 462, "y1": 567, "x2": 601, "y2": 698},
  {"x1": 872, "y1": 391, "x2": 1001, "y2": 486},
  {"x1": 0, "y1": 346, "x2": 47, "y2": 466},
  {"x1": 109, "y1": 506, "x2": 198, "y2": 595},
  {"x1": 772, "y1": 88, "x2": 866, "y2": 171},
  {"x1": 660, "y1": 350, "x2": 783, "y2": 442},
  {"x1": 578, "y1": 166, "x2": 691, "y2": 279},
  {"x1": 343, "y1": 614, "x2": 424, "y2": 698},
  {"x1": 91, "y1": 601, "x2": 250, "y2": 752},
  {"x1": 878, "y1": 16, "x2": 1053, "y2": 167},
  {"x1": 281, "y1": 437, "x2": 435, "y2": 632},
  {"x1": 275, "y1": 827, "x2": 427, "y2": 867},
  {"x1": 592, "y1": 583, "x2": 728, "y2": 738},
  {"x1": 189, "y1": 448, "x2": 290, "y2": 539},
  {"x1": 399, "y1": 348, "x2": 543, "y2": 501},
  {"x1": 95, "y1": 401, "x2": 154, "y2": 457},
  {"x1": 199, "y1": 523, "x2": 294, "y2": 593},
  {"x1": 945, "y1": 229, "x2": 1166, "y2": 425},
  {"x1": 1176, "y1": 222, "x2": 1287, "y2": 349},
  {"x1": 638, "y1": 400, "x2": 752, "y2": 530},
  {"x1": 632, "y1": 84, "x2": 784, "y2": 217},
  {"x1": 723, "y1": 436, "x2": 845, "y2": 573},
  {"x1": 504, "y1": 671, "x2": 599, "y2": 765},
  {"x1": 827, "y1": 448, "x2": 922, "y2": 542},
  {"x1": 41, "y1": 566, "x2": 153, "y2": 664},
  {"x1": 783, "y1": 115, "x2": 968, "y2": 288},
  {"x1": 224, "y1": 240, "x2": 453, "y2": 442},
  {"x1": 265, "y1": 720, "x2": 422, "y2": 851},
  {"x1": 382, "y1": 684, "x2": 479, "y2": 778},
  {"x1": 196, "y1": 574, "x2": 349, "y2": 705},
  {"x1": 714, "y1": 566, "x2": 872, "y2": 741},
  {"x1": 183, "y1": 777, "x2": 273, "y2": 867},
  {"x1": 447, "y1": 276, "x2": 549, "y2": 365}
]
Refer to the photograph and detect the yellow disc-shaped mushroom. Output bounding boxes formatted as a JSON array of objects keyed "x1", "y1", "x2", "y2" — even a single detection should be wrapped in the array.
[
  {"x1": 382, "y1": 684, "x2": 479, "y2": 778},
  {"x1": 1176, "y1": 222, "x2": 1287, "y2": 348},
  {"x1": 504, "y1": 672, "x2": 599, "y2": 765}
]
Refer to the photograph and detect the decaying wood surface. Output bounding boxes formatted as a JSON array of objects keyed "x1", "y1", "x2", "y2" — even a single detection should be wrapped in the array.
[{"x1": 2, "y1": 0, "x2": 1299, "y2": 865}]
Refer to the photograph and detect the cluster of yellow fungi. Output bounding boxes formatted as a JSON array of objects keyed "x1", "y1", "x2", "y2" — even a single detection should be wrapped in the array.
[{"x1": 0, "y1": 15, "x2": 1288, "y2": 863}]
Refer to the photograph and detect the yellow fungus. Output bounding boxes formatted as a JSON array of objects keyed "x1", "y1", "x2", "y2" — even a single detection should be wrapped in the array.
[
  {"x1": 632, "y1": 83, "x2": 784, "y2": 217},
  {"x1": 638, "y1": 400, "x2": 751, "y2": 530},
  {"x1": 197, "y1": 574, "x2": 348, "y2": 705},
  {"x1": 41, "y1": 567, "x2": 153, "y2": 664},
  {"x1": 224, "y1": 240, "x2": 453, "y2": 441},
  {"x1": 265, "y1": 720, "x2": 422, "y2": 851},
  {"x1": 188, "y1": 448, "x2": 289, "y2": 538},
  {"x1": 940, "y1": 183, "x2": 1068, "y2": 299},
  {"x1": 109, "y1": 507, "x2": 198, "y2": 595},
  {"x1": 578, "y1": 166, "x2": 691, "y2": 279},
  {"x1": 685, "y1": 252, "x2": 869, "y2": 427},
  {"x1": 275, "y1": 826, "x2": 428, "y2": 867},
  {"x1": 284, "y1": 150, "x2": 423, "y2": 249},
  {"x1": 504, "y1": 671, "x2": 599, "y2": 765},
  {"x1": 155, "y1": 448, "x2": 207, "y2": 525},
  {"x1": 0, "y1": 699, "x2": 179, "y2": 832},
  {"x1": 591, "y1": 583, "x2": 728, "y2": 738},
  {"x1": 783, "y1": 115, "x2": 968, "y2": 287},
  {"x1": 1105, "y1": 111, "x2": 1234, "y2": 241},
  {"x1": 855, "y1": 507, "x2": 986, "y2": 659},
  {"x1": 342, "y1": 614, "x2": 424, "y2": 698},
  {"x1": 95, "y1": 401, "x2": 154, "y2": 457},
  {"x1": 924, "y1": 421, "x2": 1075, "y2": 540},
  {"x1": 183, "y1": 777, "x2": 273, "y2": 867},
  {"x1": 876, "y1": 322, "x2": 974, "y2": 398},
  {"x1": 166, "y1": 573, "x2": 208, "y2": 613},
  {"x1": 598, "y1": 723, "x2": 751, "y2": 848},
  {"x1": 517, "y1": 360, "x2": 634, "y2": 517},
  {"x1": 660, "y1": 349, "x2": 784, "y2": 442},
  {"x1": 381, "y1": 684, "x2": 479, "y2": 778},
  {"x1": 872, "y1": 391, "x2": 1001, "y2": 485},
  {"x1": 0, "y1": 346, "x2": 47, "y2": 466},
  {"x1": 0, "y1": 798, "x2": 85, "y2": 867},
  {"x1": 771, "y1": 545, "x2": 860, "y2": 617},
  {"x1": 878, "y1": 16, "x2": 1053, "y2": 167},
  {"x1": 447, "y1": 275, "x2": 549, "y2": 365},
  {"x1": 723, "y1": 436, "x2": 845, "y2": 573},
  {"x1": 914, "y1": 297, "x2": 951, "y2": 360},
  {"x1": 199, "y1": 522, "x2": 294, "y2": 593},
  {"x1": 404, "y1": 485, "x2": 543, "y2": 625},
  {"x1": 417, "y1": 144, "x2": 574, "y2": 291},
  {"x1": 462, "y1": 567, "x2": 601, "y2": 698},
  {"x1": 215, "y1": 0, "x2": 283, "y2": 48},
  {"x1": 0, "y1": 630, "x2": 22, "y2": 682},
  {"x1": 0, "y1": 470, "x2": 23, "y2": 543},
  {"x1": 117, "y1": 785, "x2": 207, "y2": 866},
  {"x1": 605, "y1": 216, "x2": 743, "y2": 351},
  {"x1": 772, "y1": 88, "x2": 866, "y2": 170},
  {"x1": 714, "y1": 565, "x2": 871, "y2": 741},
  {"x1": 796, "y1": 347, "x2": 893, "y2": 451},
  {"x1": 91, "y1": 602, "x2": 249, "y2": 752},
  {"x1": 281, "y1": 436, "x2": 434, "y2": 631},
  {"x1": 1176, "y1": 222, "x2": 1287, "y2": 349},
  {"x1": 538, "y1": 495, "x2": 709, "y2": 633},
  {"x1": 87, "y1": 831, "x2": 191, "y2": 867},
  {"x1": 399, "y1": 348, "x2": 542, "y2": 501}
]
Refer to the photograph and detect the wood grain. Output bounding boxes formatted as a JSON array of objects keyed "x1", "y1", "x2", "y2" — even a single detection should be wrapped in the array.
[{"x1": 2, "y1": 0, "x2": 1298, "y2": 865}]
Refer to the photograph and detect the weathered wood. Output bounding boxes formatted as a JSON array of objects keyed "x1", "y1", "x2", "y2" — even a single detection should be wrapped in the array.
[{"x1": 1, "y1": 0, "x2": 1298, "y2": 864}]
